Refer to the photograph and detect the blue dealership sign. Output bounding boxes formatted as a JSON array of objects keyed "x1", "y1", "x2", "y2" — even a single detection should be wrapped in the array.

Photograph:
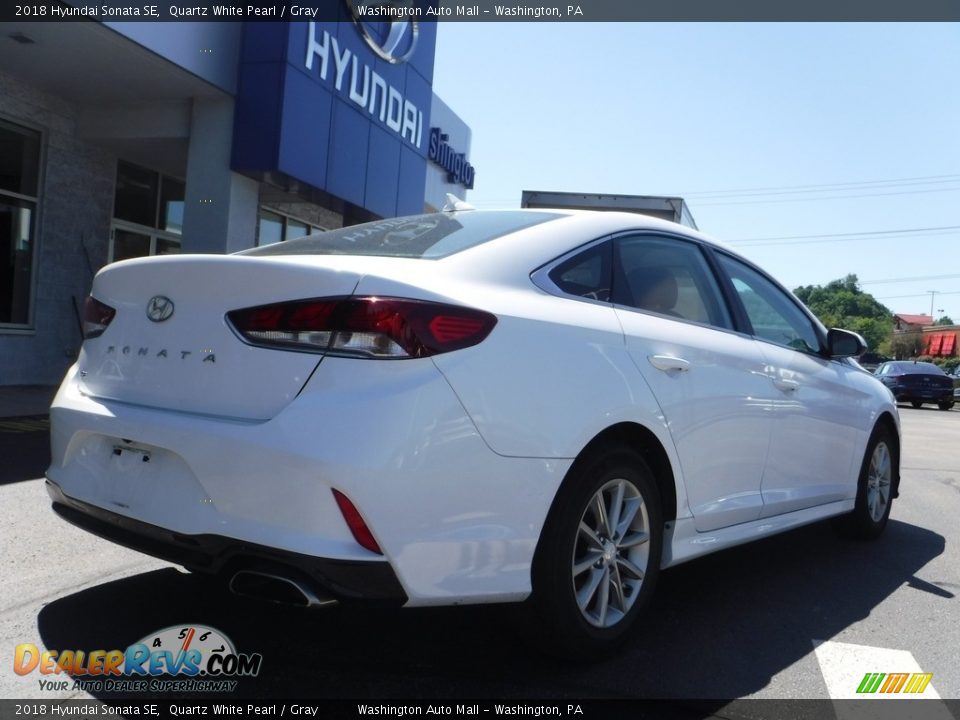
[{"x1": 232, "y1": 10, "x2": 437, "y2": 218}]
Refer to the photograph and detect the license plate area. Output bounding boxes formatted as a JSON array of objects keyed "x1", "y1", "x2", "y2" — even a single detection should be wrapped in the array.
[{"x1": 112, "y1": 444, "x2": 153, "y2": 464}]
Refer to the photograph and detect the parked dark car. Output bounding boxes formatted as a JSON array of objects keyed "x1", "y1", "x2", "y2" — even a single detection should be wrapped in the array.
[{"x1": 875, "y1": 361, "x2": 954, "y2": 410}]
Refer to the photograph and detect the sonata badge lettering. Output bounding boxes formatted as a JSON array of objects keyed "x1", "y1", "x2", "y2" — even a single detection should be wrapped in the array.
[{"x1": 105, "y1": 345, "x2": 216, "y2": 363}]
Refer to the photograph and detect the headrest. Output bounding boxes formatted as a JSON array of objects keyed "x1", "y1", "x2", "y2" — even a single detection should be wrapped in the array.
[{"x1": 628, "y1": 266, "x2": 678, "y2": 313}]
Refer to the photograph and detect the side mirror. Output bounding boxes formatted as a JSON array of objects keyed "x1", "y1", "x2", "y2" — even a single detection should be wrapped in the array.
[{"x1": 827, "y1": 328, "x2": 867, "y2": 358}]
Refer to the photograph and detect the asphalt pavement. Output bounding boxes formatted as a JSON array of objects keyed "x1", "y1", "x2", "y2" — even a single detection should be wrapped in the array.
[
  {"x1": 0, "y1": 416, "x2": 50, "y2": 486},
  {"x1": 1, "y1": 406, "x2": 958, "y2": 708}
]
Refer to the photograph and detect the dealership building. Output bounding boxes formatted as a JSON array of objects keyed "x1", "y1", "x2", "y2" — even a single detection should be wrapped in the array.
[{"x1": 0, "y1": 15, "x2": 474, "y2": 386}]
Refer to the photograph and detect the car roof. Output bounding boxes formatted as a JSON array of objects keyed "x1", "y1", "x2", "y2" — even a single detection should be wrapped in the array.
[{"x1": 438, "y1": 209, "x2": 740, "y2": 277}]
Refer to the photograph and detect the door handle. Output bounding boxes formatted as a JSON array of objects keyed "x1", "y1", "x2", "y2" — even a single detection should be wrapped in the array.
[
  {"x1": 772, "y1": 377, "x2": 799, "y2": 393},
  {"x1": 648, "y1": 355, "x2": 691, "y2": 373}
]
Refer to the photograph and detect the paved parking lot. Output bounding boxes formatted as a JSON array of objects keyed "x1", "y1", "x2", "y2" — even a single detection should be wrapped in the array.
[{"x1": 1, "y1": 406, "x2": 958, "y2": 704}]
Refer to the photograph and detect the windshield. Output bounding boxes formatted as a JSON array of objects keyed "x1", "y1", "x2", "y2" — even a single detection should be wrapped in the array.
[{"x1": 240, "y1": 211, "x2": 561, "y2": 260}]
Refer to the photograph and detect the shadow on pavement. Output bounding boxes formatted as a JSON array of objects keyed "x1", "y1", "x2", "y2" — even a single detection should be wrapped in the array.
[
  {"x1": 37, "y1": 518, "x2": 947, "y2": 704},
  {"x1": 0, "y1": 418, "x2": 49, "y2": 485}
]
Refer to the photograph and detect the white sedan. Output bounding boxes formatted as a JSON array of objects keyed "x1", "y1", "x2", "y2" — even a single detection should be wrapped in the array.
[{"x1": 47, "y1": 209, "x2": 900, "y2": 654}]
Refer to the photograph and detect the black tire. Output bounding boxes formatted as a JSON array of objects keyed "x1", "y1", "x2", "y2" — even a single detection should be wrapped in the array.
[
  {"x1": 530, "y1": 447, "x2": 663, "y2": 658},
  {"x1": 938, "y1": 402, "x2": 954, "y2": 411},
  {"x1": 911, "y1": 401, "x2": 922, "y2": 409},
  {"x1": 833, "y1": 426, "x2": 897, "y2": 540}
]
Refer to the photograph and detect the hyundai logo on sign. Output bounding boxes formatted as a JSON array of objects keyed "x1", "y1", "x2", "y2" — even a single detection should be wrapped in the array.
[
  {"x1": 345, "y1": 2, "x2": 419, "y2": 64},
  {"x1": 305, "y1": 20, "x2": 425, "y2": 149}
]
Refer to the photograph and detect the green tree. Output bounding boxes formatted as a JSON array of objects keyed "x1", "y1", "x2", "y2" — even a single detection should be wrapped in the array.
[
  {"x1": 934, "y1": 315, "x2": 955, "y2": 326},
  {"x1": 793, "y1": 274, "x2": 893, "y2": 352},
  {"x1": 889, "y1": 332, "x2": 924, "y2": 360}
]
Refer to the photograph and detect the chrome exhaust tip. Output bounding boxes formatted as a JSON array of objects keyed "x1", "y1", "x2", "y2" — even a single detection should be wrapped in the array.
[{"x1": 229, "y1": 570, "x2": 338, "y2": 608}]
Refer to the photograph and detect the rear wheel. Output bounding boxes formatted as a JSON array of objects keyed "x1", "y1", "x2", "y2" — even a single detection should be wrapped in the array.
[
  {"x1": 531, "y1": 448, "x2": 662, "y2": 657},
  {"x1": 911, "y1": 401, "x2": 923, "y2": 409},
  {"x1": 938, "y1": 401, "x2": 953, "y2": 411},
  {"x1": 833, "y1": 427, "x2": 896, "y2": 540}
]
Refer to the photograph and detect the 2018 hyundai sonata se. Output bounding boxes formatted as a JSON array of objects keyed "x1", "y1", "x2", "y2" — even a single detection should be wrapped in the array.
[{"x1": 47, "y1": 209, "x2": 901, "y2": 654}]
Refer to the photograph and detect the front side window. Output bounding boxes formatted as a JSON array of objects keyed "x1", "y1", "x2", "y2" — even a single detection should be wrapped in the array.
[
  {"x1": 718, "y1": 253, "x2": 821, "y2": 354},
  {"x1": 0, "y1": 118, "x2": 41, "y2": 327},
  {"x1": 613, "y1": 235, "x2": 733, "y2": 330}
]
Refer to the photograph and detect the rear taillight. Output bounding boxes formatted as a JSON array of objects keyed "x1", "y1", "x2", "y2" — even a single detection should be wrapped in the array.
[
  {"x1": 83, "y1": 296, "x2": 116, "y2": 339},
  {"x1": 226, "y1": 297, "x2": 496, "y2": 359}
]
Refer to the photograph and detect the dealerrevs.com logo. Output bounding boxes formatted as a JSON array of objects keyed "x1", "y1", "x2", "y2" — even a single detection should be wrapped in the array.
[{"x1": 15, "y1": 625, "x2": 262, "y2": 693}]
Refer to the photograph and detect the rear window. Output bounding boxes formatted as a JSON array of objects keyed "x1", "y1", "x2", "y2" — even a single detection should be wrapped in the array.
[
  {"x1": 887, "y1": 362, "x2": 945, "y2": 375},
  {"x1": 240, "y1": 211, "x2": 561, "y2": 260}
]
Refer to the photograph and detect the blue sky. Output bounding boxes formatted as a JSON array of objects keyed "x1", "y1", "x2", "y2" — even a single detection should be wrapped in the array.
[{"x1": 432, "y1": 23, "x2": 960, "y2": 323}]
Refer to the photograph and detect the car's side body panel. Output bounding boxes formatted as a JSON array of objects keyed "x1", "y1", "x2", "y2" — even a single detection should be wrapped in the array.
[
  {"x1": 755, "y1": 343, "x2": 870, "y2": 516},
  {"x1": 663, "y1": 500, "x2": 856, "y2": 568},
  {"x1": 615, "y1": 308, "x2": 775, "y2": 532}
]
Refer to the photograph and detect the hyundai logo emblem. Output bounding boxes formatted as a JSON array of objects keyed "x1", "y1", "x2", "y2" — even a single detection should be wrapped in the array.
[
  {"x1": 146, "y1": 296, "x2": 175, "y2": 323},
  {"x1": 345, "y1": 1, "x2": 419, "y2": 64}
]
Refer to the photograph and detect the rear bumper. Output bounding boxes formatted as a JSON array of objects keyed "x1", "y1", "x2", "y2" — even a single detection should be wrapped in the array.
[
  {"x1": 47, "y1": 361, "x2": 565, "y2": 606},
  {"x1": 47, "y1": 479, "x2": 407, "y2": 604},
  {"x1": 891, "y1": 388, "x2": 953, "y2": 404}
]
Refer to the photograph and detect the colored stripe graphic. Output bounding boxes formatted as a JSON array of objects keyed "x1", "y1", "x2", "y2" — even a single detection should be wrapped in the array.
[
  {"x1": 904, "y1": 674, "x2": 934, "y2": 694},
  {"x1": 857, "y1": 672, "x2": 934, "y2": 694},
  {"x1": 880, "y1": 673, "x2": 909, "y2": 693},
  {"x1": 857, "y1": 673, "x2": 885, "y2": 693}
]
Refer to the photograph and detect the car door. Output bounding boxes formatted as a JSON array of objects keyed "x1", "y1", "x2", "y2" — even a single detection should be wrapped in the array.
[
  {"x1": 714, "y1": 252, "x2": 865, "y2": 517},
  {"x1": 611, "y1": 234, "x2": 776, "y2": 532}
]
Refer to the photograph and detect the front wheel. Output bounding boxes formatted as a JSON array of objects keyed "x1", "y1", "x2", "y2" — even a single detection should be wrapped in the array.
[
  {"x1": 833, "y1": 427, "x2": 896, "y2": 540},
  {"x1": 938, "y1": 401, "x2": 953, "y2": 411},
  {"x1": 531, "y1": 448, "x2": 663, "y2": 657},
  {"x1": 911, "y1": 401, "x2": 923, "y2": 409}
]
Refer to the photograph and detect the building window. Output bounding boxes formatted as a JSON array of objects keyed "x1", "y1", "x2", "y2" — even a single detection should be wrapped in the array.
[
  {"x1": 257, "y1": 208, "x2": 323, "y2": 246},
  {"x1": 0, "y1": 118, "x2": 41, "y2": 328},
  {"x1": 110, "y1": 161, "x2": 184, "y2": 262}
]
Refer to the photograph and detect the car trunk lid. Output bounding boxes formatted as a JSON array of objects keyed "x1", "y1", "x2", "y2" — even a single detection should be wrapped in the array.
[
  {"x1": 898, "y1": 374, "x2": 952, "y2": 389},
  {"x1": 77, "y1": 255, "x2": 362, "y2": 420}
]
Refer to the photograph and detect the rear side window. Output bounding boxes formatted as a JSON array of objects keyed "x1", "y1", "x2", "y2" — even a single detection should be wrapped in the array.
[
  {"x1": 240, "y1": 211, "x2": 560, "y2": 260},
  {"x1": 548, "y1": 241, "x2": 612, "y2": 302}
]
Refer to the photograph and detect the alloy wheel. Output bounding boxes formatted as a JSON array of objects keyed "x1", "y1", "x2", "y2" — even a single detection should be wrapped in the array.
[
  {"x1": 572, "y1": 478, "x2": 650, "y2": 628},
  {"x1": 866, "y1": 441, "x2": 892, "y2": 523}
]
